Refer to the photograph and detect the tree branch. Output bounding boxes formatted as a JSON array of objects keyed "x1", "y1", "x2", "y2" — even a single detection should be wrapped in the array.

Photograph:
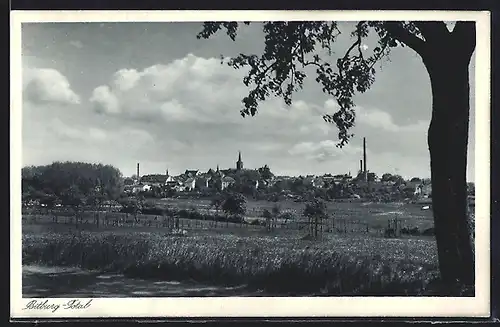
[
  {"x1": 452, "y1": 21, "x2": 476, "y2": 58},
  {"x1": 383, "y1": 22, "x2": 427, "y2": 55},
  {"x1": 413, "y1": 21, "x2": 450, "y2": 43}
]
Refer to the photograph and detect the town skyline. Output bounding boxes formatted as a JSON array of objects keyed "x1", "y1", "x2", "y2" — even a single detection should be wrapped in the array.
[{"x1": 21, "y1": 22, "x2": 476, "y2": 182}]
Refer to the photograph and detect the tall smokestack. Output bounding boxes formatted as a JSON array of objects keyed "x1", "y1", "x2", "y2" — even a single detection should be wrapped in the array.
[
  {"x1": 363, "y1": 137, "x2": 367, "y2": 181},
  {"x1": 137, "y1": 163, "x2": 140, "y2": 179}
]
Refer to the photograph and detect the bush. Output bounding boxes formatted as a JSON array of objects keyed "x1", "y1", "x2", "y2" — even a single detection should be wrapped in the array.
[
  {"x1": 400, "y1": 227, "x2": 421, "y2": 236},
  {"x1": 422, "y1": 227, "x2": 435, "y2": 236},
  {"x1": 141, "y1": 206, "x2": 165, "y2": 216},
  {"x1": 384, "y1": 228, "x2": 396, "y2": 238},
  {"x1": 250, "y1": 219, "x2": 266, "y2": 226}
]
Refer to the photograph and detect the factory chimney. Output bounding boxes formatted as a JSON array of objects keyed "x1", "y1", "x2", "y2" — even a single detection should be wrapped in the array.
[
  {"x1": 363, "y1": 137, "x2": 367, "y2": 181},
  {"x1": 137, "y1": 163, "x2": 140, "y2": 180}
]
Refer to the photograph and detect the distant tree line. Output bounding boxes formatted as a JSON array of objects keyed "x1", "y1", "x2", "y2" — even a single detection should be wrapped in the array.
[{"x1": 22, "y1": 161, "x2": 124, "y2": 209}]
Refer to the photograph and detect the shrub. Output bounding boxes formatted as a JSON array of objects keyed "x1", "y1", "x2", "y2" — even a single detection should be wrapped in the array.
[
  {"x1": 422, "y1": 227, "x2": 435, "y2": 236},
  {"x1": 400, "y1": 227, "x2": 421, "y2": 236},
  {"x1": 384, "y1": 228, "x2": 396, "y2": 238}
]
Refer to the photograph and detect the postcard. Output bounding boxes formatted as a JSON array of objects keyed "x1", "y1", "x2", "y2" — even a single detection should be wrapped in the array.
[{"x1": 10, "y1": 10, "x2": 491, "y2": 318}]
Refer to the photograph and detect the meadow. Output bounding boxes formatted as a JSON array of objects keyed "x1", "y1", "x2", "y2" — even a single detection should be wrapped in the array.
[
  {"x1": 19, "y1": 200, "x2": 459, "y2": 296},
  {"x1": 150, "y1": 198, "x2": 435, "y2": 233},
  {"x1": 23, "y1": 227, "x2": 445, "y2": 296}
]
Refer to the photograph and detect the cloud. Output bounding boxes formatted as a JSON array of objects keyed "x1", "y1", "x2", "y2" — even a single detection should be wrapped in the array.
[
  {"x1": 356, "y1": 106, "x2": 427, "y2": 132},
  {"x1": 50, "y1": 118, "x2": 107, "y2": 142},
  {"x1": 47, "y1": 117, "x2": 154, "y2": 146},
  {"x1": 289, "y1": 140, "x2": 362, "y2": 162},
  {"x1": 89, "y1": 54, "x2": 329, "y2": 128},
  {"x1": 23, "y1": 68, "x2": 80, "y2": 105},
  {"x1": 323, "y1": 99, "x2": 427, "y2": 133},
  {"x1": 90, "y1": 85, "x2": 120, "y2": 114},
  {"x1": 112, "y1": 69, "x2": 141, "y2": 91},
  {"x1": 69, "y1": 40, "x2": 83, "y2": 49},
  {"x1": 89, "y1": 54, "x2": 248, "y2": 123}
]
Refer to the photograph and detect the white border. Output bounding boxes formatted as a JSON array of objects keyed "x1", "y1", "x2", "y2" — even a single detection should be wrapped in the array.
[{"x1": 10, "y1": 10, "x2": 491, "y2": 318}]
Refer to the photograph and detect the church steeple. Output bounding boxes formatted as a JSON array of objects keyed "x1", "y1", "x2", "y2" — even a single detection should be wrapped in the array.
[{"x1": 236, "y1": 151, "x2": 244, "y2": 170}]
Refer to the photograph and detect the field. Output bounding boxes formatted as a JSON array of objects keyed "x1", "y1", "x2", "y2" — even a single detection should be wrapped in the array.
[
  {"x1": 23, "y1": 227, "x2": 444, "y2": 296},
  {"x1": 160, "y1": 197, "x2": 434, "y2": 229},
  {"x1": 23, "y1": 199, "x2": 436, "y2": 237},
  {"x1": 20, "y1": 199, "x2": 461, "y2": 296}
]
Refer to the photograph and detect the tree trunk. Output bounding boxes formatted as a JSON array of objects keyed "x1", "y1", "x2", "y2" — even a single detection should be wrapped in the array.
[{"x1": 423, "y1": 43, "x2": 475, "y2": 289}]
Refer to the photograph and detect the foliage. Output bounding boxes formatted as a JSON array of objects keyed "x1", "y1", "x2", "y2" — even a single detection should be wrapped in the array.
[
  {"x1": 271, "y1": 203, "x2": 281, "y2": 217},
  {"x1": 280, "y1": 211, "x2": 295, "y2": 223},
  {"x1": 258, "y1": 165, "x2": 274, "y2": 180},
  {"x1": 222, "y1": 192, "x2": 247, "y2": 218},
  {"x1": 303, "y1": 198, "x2": 328, "y2": 238},
  {"x1": 119, "y1": 196, "x2": 144, "y2": 214},
  {"x1": 262, "y1": 208, "x2": 272, "y2": 219},
  {"x1": 381, "y1": 173, "x2": 406, "y2": 185},
  {"x1": 22, "y1": 161, "x2": 123, "y2": 206},
  {"x1": 211, "y1": 194, "x2": 224, "y2": 214},
  {"x1": 303, "y1": 198, "x2": 327, "y2": 219},
  {"x1": 367, "y1": 172, "x2": 378, "y2": 182},
  {"x1": 59, "y1": 184, "x2": 86, "y2": 208}
]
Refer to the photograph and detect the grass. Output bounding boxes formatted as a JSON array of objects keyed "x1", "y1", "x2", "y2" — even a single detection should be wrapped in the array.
[
  {"x1": 22, "y1": 225, "x2": 464, "y2": 296},
  {"x1": 158, "y1": 198, "x2": 435, "y2": 231},
  {"x1": 24, "y1": 199, "x2": 435, "y2": 237}
]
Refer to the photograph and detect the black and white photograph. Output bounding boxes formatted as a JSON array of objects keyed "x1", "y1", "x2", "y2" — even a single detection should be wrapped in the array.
[{"x1": 11, "y1": 10, "x2": 490, "y2": 318}]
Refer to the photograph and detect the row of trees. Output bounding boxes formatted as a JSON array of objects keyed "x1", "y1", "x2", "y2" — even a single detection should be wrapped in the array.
[
  {"x1": 212, "y1": 191, "x2": 328, "y2": 237},
  {"x1": 22, "y1": 161, "x2": 124, "y2": 226}
]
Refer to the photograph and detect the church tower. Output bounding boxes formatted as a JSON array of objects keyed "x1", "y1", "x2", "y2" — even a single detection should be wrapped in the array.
[{"x1": 236, "y1": 151, "x2": 244, "y2": 170}]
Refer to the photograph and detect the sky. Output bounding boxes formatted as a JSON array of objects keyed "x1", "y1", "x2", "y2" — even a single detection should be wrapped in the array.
[{"x1": 20, "y1": 22, "x2": 476, "y2": 181}]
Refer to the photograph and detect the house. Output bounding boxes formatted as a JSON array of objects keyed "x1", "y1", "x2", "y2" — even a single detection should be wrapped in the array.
[
  {"x1": 416, "y1": 183, "x2": 432, "y2": 197},
  {"x1": 140, "y1": 174, "x2": 168, "y2": 187},
  {"x1": 313, "y1": 177, "x2": 326, "y2": 188},
  {"x1": 221, "y1": 176, "x2": 235, "y2": 190},
  {"x1": 405, "y1": 180, "x2": 421, "y2": 190},
  {"x1": 165, "y1": 175, "x2": 178, "y2": 187},
  {"x1": 183, "y1": 178, "x2": 196, "y2": 191},
  {"x1": 220, "y1": 169, "x2": 234, "y2": 176},
  {"x1": 123, "y1": 185, "x2": 134, "y2": 193},
  {"x1": 195, "y1": 176, "x2": 211, "y2": 190},
  {"x1": 184, "y1": 170, "x2": 201, "y2": 178},
  {"x1": 332, "y1": 174, "x2": 351, "y2": 183},
  {"x1": 132, "y1": 184, "x2": 151, "y2": 193}
]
